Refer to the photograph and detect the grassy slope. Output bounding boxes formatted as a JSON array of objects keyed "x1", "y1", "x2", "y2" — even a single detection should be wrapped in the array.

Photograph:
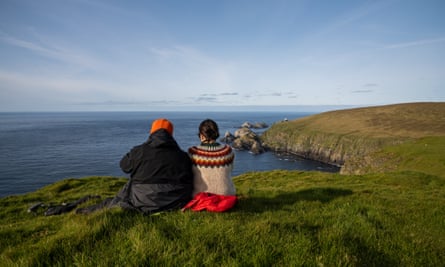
[
  {"x1": 345, "y1": 136, "x2": 445, "y2": 177},
  {"x1": 1, "y1": 170, "x2": 445, "y2": 266},
  {"x1": 1, "y1": 102, "x2": 445, "y2": 266},
  {"x1": 261, "y1": 102, "x2": 445, "y2": 174},
  {"x1": 287, "y1": 102, "x2": 445, "y2": 138}
]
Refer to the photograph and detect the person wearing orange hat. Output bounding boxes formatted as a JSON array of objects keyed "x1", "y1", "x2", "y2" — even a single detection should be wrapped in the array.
[
  {"x1": 149, "y1": 118, "x2": 174, "y2": 136},
  {"x1": 116, "y1": 118, "x2": 193, "y2": 214},
  {"x1": 77, "y1": 118, "x2": 194, "y2": 215}
]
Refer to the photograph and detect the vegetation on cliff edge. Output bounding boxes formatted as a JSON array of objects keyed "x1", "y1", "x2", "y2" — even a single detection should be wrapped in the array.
[{"x1": 261, "y1": 102, "x2": 445, "y2": 174}]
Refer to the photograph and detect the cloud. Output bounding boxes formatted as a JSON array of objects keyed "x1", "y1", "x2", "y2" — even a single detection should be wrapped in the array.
[
  {"x1": 258, "y1": 92, "x2": 282, "y2": 97},
  {"x1": 194, "y1": 97, "x2": 220, "y2": 103},
  {"x1": 352, "y1": 89, "x2": 373, "y2": 93},
  {"x1": 310, "y1": 1, "x2": 391, "y2": 39},
  {"x1": 385, "y1": 37, "x2": 445, "y2": 49},
  {"x1": 0, "y1": 32, "x2": 102, "y2": 69},
  {"x1": 193, "y1": 92, "x2": 240, "y2": 103},
  {"x1": 200, "y1": 92, "x2": 238, "y2": 97},
  {"x1": 350, "y1": 83, "x2": 378, "y2": 93},
  {"x1": 220, "y1": 92, "x2": 239, "y2": 96}
]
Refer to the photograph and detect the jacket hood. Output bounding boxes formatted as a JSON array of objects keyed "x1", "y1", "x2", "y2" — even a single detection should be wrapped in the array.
[{"x1": 147, "y1": 129, "x2": 179, "y2": 148}]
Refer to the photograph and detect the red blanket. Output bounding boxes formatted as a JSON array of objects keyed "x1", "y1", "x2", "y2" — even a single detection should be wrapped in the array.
[{"x1": 182, "y1": 192, "x2": 237, "y2": 212}]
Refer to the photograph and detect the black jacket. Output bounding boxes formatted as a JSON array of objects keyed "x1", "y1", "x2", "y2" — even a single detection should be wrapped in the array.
[{"x1": 119, "y1": 129, "x2": 193, "y2": 214}]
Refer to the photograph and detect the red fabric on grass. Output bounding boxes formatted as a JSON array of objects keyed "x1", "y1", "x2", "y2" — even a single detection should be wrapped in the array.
[{"x1": 182, "y1": 192, "x2": 237, "y2": 212}]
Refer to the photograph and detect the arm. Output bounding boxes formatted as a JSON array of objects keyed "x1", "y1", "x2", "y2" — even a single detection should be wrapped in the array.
[{"x1": 120, "y1": 152, "x2": 133, "y2": 174}]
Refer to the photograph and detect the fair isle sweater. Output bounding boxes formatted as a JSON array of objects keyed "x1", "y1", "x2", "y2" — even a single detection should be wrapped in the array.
[{"x1": 188, "y1": 143, "x2": 236, "y2": 196}]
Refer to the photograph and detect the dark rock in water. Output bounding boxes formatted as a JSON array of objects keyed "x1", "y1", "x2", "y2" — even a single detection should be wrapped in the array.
[
  {"x1": 240, "y1": 121, "x2": 268, "y2": 129},
  {"x1": 234, "y1": 127, "x2": 257, "y2": 139},
  {"x1": 231, "y1": 127, "x2": 265, "y2": 154},
  {"x1": 220, "y1": 131, "x2": 236, "y2": 143},
  {"x1": 250, "y1": 140, "x2": 265, "y2": 154},
  {"x1": 252, "y1": 122, "x2": 268, "y2": 129},
  {"x1": 241, "y1": 122, "x2": 252, "y2": 128},
  {"x1": 221, "y1": 121, "x2": 268, "y2": 154}
]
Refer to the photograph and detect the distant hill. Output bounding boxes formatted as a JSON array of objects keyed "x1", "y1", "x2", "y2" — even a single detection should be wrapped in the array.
[{"x1": 261, "y1": 102, "x2": 445, "y2": 175}]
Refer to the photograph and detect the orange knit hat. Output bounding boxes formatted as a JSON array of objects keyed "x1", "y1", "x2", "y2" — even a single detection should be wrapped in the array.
[{"x1": 150, "y1": 118, "x2": 174, "y2": 135}]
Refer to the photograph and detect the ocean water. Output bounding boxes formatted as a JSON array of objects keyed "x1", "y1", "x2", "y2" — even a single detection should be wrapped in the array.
[{"x1": 0, "y1": 112, "x2": 339, "y2": 197}]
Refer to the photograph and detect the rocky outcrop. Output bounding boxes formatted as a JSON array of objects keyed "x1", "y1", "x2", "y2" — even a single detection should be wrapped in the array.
[
  {"x1": 232, "y1": 127, "x2": 265, "y2": 154},
  {"x1": 220, "y1": 121, "x2": 268, "y2": 154},
  {"x1": 241, "y1": 122, "x2": 268, "y2": 129}
]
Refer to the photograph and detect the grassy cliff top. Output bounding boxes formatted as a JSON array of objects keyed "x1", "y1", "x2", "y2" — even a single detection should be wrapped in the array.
[
  {"x1": 288, "y1": 102, "x2": 445, "y2": 138},
  {"x1": 1, "y1": 171, "x2": 444, "y2": 266}
]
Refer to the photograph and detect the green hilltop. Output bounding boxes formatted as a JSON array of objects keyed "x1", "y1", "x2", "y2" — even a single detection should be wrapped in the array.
[
  {"x1": 1, "y1": 102, "x2": 444, "y2": 266},
  {"x1": 262, "y1": 102, "x2": 445, "y2": 176}
]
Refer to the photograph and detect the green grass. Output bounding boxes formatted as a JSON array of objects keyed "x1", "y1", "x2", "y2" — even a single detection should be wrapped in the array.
[
  {"x1": 284, "y1": 102, "x2": 445, "y2": 138},
  {"x1": 1, "y1": 170, "x2": 444, "y2": 266},
  {"x1": 262, "y1": 102, "x2": 445, "y2": 172},
  {"x1": 343, "y1": 136, "x2": 445, "y2": 177}
]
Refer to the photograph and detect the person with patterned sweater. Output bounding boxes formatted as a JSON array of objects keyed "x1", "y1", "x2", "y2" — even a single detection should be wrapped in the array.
[{"x1": 188, "y1": 119, "x2": 236, "y2": 197}]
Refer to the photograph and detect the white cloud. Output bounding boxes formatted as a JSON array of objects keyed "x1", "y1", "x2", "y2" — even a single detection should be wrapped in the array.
[
  {"x1": 385, "y1": 37, "x2": 445, "y2": 49},
  {"x1": 0, "y1": 32, "x2": 102, "y2": 69}
]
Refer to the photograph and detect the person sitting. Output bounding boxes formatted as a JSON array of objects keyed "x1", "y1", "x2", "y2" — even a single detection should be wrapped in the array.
[
  {"x1": 77, "y1": 118, "x2": 194, "y2": 215},
  {"x1": 188, "y1": 119, "x2": 236, "y2": 197}
]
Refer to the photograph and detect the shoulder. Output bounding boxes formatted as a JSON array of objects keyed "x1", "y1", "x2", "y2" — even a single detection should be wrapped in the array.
[
  {"x1": 189, "y1": 144, "x2": 233, "y2": 155},
  {"x1": 188, "y1": 144, "x2": 234, "y2": 167}
]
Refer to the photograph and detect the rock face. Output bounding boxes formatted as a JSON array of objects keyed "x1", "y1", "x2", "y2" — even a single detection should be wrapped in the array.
[
  {"x1": 261, "y1": 129, "x2": 384, "y2": 168},
  {"x1": 220, "y1": 121, "x2": 268, "y2": 154}
]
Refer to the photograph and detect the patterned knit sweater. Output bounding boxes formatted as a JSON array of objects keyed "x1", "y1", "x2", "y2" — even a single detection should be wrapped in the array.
[{"x1": 188, "y1": 143, "x2": 236, "y2": 196}]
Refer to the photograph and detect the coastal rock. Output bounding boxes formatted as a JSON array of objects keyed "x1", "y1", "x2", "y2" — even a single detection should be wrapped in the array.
[
  {"x1": 252, "y1": 122, "x2": 268, "y2": 129},
  {"x1": 221, "y1": 125, "x2": 266, "y2": 154},
  {"x1": 250, "y1": 140, "x2": 265, "y2": 154},
  {"x1": 241, "y1": 122, "x2": 252, "y2": 128},
  {"x1": 220, "y1": 131, "x2": 236, "y2": 143},
  {"x1": 240, "y1": 121, "x2": 268, "y2": 129},
  {"x1": 234, "y1": 127, "x2": 257, "y2": 139}
]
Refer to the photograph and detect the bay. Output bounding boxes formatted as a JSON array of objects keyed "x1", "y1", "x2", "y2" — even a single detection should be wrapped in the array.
[{"x1": 0, "y1": 111, "x2": 339, "y2": 197}]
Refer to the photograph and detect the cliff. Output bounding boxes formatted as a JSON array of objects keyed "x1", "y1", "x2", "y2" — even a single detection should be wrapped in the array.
[{"x1": 261, "y1": 102, "x2": 445, "y2": 174}]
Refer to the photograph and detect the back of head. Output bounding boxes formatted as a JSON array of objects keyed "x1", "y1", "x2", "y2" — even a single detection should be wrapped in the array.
[
  {"x1": 150, "y1": 118, "x2": 174, "y2": 136},
  {"x1": 199, "y1": 119, "x2": 220, "y2": 141}
]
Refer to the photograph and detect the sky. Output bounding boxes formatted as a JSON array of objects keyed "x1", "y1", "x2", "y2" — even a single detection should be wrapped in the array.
[{"x1": 0, "y1": 0, "x2": 444, "y2": 112}]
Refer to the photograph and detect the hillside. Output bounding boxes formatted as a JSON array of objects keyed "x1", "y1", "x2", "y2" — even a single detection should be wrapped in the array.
[
  {"x1": 261, "y1": 102, "x2": 445, "y2": 175},
  {"x1": 1, "y1": 171, "x2": 444, "y2": 266}
]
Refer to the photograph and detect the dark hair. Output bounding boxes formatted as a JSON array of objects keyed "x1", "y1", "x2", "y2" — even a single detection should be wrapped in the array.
[{"x1": 199, "y1": 119, "x2": 220, "y2": 141}]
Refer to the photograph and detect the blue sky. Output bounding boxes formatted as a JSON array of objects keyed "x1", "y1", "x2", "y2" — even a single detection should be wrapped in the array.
[{"x1": 0, "y1": 0, "x2": 444, "y2": 111}]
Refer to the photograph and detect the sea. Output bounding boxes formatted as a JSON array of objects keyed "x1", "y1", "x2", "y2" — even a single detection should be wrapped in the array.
[{"x1": 0, "y1": 111, "x2": 339, "y2": 197}]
